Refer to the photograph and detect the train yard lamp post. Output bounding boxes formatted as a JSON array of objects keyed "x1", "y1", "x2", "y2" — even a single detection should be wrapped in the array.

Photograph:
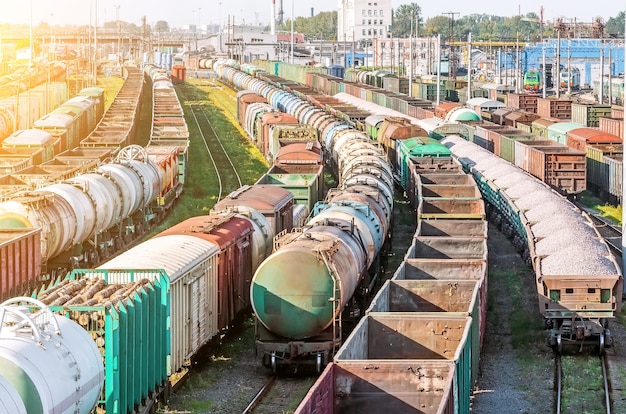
[
  {"x1": 29, "y1": 0, "x2": 33, "y2": 67},
  {"x1": 290, "y1": 0, "x2": 294, "y2": 64},
  {"x1": 622, "y1": 8, "x2": 625, "y2": 279}
]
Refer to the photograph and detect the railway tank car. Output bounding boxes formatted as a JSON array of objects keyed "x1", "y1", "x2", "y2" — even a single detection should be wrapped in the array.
[
  {"x1": 215, "y1": 61, "x2": 395, "y2": 372},
  {"x1": 442, "y1": 135, "x2": 622, "y2": 353},
  {"x1": 0, "y1": 145, "x2": 163, "y2": 266},
  {"x1": 0, "y1": 297, "x2": 104, "y2": 414}
]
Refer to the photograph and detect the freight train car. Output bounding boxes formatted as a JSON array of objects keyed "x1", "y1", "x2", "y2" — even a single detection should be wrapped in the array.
[
  {"x1": 0, "y1": 64, "x2": 187, "y2": 302},
  {"x1": 296, "y1": 150, "x2": 487, "y2": 414},
  {"x1": 216, "y1": 61, "x2": 395, "y2": 372},
  {"x1": 443, "y1": 135, "x2": 622, "y2": 354}
]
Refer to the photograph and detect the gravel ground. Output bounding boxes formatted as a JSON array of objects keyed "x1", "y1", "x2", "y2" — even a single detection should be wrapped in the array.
[{"x1": 471, "y1": 226, "x2": 553, "y2": 413}]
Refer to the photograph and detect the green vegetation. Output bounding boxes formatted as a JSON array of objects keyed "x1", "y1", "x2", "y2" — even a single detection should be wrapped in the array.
[
  {"x1": 578, "y1": 191, "x2": 622, "y2": 225},
  {"x1": 147, "y1": 79, "x2": 268, "y2": 238},
  {"x1": 560, "y1": 356, "x2": 605, "y2": 413},
  {"x1": 96, "y1": 75, "x2": 124, "y2": 111}
]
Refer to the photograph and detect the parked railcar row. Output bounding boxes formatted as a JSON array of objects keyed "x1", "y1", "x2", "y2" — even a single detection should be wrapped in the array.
[
  {"x1": 253, "y1": 61, "x2": 625, "y2": 202},
  {"x1": 215, "y1": 61, "x2": 400, "y2": 372},
  {"x1": 442, "y1": 135, "x2": 622, "y2": 354},
  {"x1": 296, "y1": 152, "x2": 488, "y2": 414},
  {"x1": 0, "y1": 62, "x2": 68, "y2": 139},
  {"x1": 0, "y1": 61, "x2": 336, "y2": 412},
  {"x1": 0, "y1": 65, "x2": 192, "y2": 413},
  {"x1": 0, "y1": 65, "x2": 189, "y2": 303}
]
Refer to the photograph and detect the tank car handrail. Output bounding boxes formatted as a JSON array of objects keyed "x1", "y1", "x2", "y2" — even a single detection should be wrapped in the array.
[{"x1": 0, "y1": 297, "x2": 60, "y2": 343}]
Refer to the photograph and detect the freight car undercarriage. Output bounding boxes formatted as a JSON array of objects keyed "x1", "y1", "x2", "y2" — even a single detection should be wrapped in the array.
[
  {"x1": 547, "y1": 317, "x2": 612, "y2": 354},
  {"x1": 484, "y1": 195, "x2": 615, "y2": 355}
]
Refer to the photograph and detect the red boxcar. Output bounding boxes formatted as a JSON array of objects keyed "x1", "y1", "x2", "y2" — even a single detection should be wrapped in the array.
[
  {"x1": 156, "y1": 214, "x2": 254, "y2": 329},
  {"x1": 0, "y1": 228, "x2": 42, "y2": 302}
]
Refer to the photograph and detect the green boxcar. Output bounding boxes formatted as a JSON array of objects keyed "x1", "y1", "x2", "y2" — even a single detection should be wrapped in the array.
[
  {"x1": 499, "y1": 134, "x2": 535, "y2": 164},
  {"x1": 255, "y1": 164, "x2": 324, "y2": 213},
  {"x1": 41, "y1": 269, "x2": 171, "y2": 414},
  {"x1": 396, "y1": 137, "x2": 451, "y2": 189}
]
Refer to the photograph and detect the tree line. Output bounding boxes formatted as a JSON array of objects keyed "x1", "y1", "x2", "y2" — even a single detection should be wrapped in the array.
[{"x1": 277, "y1": 3, "x2": 626, "y2": 42}]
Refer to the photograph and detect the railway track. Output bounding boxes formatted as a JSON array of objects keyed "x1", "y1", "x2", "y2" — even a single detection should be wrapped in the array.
[
  {"x1": 577, "y1": 203, "x2": 622, "y2": 257},
  {"x1": 242, "y1": 375, "x2": 315, "y2": 414},
  {"x1": 187, "y1": 101, "x2": 243, "y2": 201},
  {"x1": 555, "y1": 353, "x2": 611, "y2": 414}
]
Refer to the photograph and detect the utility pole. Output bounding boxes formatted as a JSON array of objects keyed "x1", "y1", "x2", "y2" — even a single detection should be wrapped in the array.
[{"x1": 441, "y1": 12, "x2": 459, "y2": 79}]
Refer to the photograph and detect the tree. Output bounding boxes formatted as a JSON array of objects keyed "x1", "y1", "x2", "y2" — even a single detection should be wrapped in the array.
[
  {"x1": 606, "y1": 12, "x2": 625, "y2": 37},
  {"x1": 279, "y1": 11, "x2": 337, "y2": 40},
  {"x1": 392, "y1": 3, "x2": 422, "y2": 37},
  {"x1": 154, "y1": 20, "x2": 170, "y2": 34}
]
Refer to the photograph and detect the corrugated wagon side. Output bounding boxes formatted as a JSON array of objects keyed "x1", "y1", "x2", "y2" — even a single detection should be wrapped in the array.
[
  {"x1": 39, "y1": 269, "x2": 170, "y2": 414},
  {"x1": 0, "y1": 228, "x2": 42, "y2": 302}
]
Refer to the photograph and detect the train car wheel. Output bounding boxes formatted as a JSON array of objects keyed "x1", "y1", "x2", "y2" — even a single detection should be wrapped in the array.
[
  {"x1": 316, "y1": 353, "x2": 323, "y2": 374},
  {"x1": 599, "y1": 332, "x2": 605, "y2": 355},
  {"x1": 271, "y1": 352, "x2": 277, "y2": 374}
]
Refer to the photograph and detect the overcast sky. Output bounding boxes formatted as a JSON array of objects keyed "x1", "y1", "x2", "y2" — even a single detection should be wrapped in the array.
[{"x1": 2, "y1": 1, "x2": 624, "y2": 29}]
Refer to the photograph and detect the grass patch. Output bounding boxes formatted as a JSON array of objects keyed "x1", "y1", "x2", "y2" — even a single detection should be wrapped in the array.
[
  {"x1": 145, "y1": 81, "x2": 268, "y2": 238},
  {"x1": 560, "y1": 355, "x2": 605, "y2": 413},
  {"x1": 578, "y1": 191, "x2": 622, "y2": 225}
]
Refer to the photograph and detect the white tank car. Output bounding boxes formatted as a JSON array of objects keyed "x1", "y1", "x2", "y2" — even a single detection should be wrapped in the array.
[{"x1": 0, "y1": 297, "x2": 104, "y2": 414}]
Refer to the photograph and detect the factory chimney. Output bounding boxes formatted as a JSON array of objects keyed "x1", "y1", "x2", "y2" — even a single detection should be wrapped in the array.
[
  {"x1": 278, "y1": 0, "x2": 284, "y2": 25},
  {"x1": 311, "y1": 8, "x2": 314, "y2": 17},
  {"x1": 271, "y1": 0, "x2": 276, "y2": 35}
]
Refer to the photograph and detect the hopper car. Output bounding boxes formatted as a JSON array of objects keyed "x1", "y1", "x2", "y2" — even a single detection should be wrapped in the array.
[{"x1": 442, "y1": 135, "x2": 622, "y2": 354}]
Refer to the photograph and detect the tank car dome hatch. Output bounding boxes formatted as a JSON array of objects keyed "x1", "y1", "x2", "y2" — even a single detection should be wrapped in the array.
[
  {"x1": 445, "y1": 107, "x2": 481, "y2": 122},
  {"x1": 0, "y1": 297, "x2": 104, "y2": 414}
]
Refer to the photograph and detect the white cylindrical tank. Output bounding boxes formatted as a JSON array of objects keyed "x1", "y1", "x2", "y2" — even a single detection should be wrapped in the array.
[
  {"x1": 0, "y1": 375, "x2": 26, "y2": 414},
  {"x1": 115, "y1": 146, "x2": 163, "y2": 209},
  {"x1": 35, "y1": 183, "x2": 97, "y2": 245},
  {"x1": 0, "y1": 298, "x2": 104, "y2": 414},
  {"x1": 66, "y1": 173, "x2": 121, "y2": 235},
  {"x1": 0, "y1": 193, "x2": 76, "y2": 260},
  {"x1": 98, "y1": 163, "x2": 142, "y2": 219}
]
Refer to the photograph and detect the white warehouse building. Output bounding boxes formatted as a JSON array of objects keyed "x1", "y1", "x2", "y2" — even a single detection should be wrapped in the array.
[{"x1": 338, "y1": 0, "x2": 393, "y2": 42}]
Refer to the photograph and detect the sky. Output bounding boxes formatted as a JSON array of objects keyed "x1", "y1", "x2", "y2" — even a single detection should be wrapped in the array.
[{"x1": 1, "y1": 1, "x2": 624, "y2": 29}]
